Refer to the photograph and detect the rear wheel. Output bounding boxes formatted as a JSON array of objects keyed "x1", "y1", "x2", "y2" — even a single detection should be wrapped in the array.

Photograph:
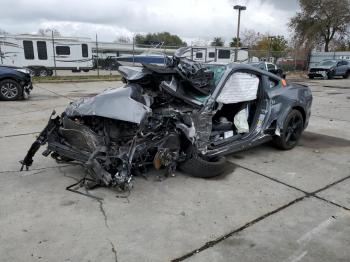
[
  {"x1": 343, "y1": 71, "x2": 349, "y2": 79},
  {"x1": 274, "y1": 110, "x2": 304, "y2": 150},
  {"x1": 0, "y1": 79, "x2": 21, "y2": 101},
  {"x1": 39, "y1": 68, "x2": 48, "y2": 77},
  {"x1": 178, "y1": 153, "x2": 228, "y2": 178}
]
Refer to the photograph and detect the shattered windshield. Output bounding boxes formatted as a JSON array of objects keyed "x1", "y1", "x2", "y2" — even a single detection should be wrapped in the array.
[{"x1": 205, "y1": 64, "x2": 227, "y2": 86}]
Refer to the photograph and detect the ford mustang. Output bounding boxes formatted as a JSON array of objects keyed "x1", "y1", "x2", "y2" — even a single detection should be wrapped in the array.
[{"x1": 21, "y1": 47, "x2": 312, "y2": 191}]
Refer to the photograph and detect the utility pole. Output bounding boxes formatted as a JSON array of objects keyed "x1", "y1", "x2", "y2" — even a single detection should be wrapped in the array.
[
  {"x1": 267, "y1": 35, "x2": 275, "y2": 62},
  {"x1": 51, "y1": 30, "x2": 57, "y2": 76},
  {"x1": 0, "y1": 44, "x2": 3, "y2": 64},
  {"x1": 96, "y1": 33, "x2": 99, "y2": 77},
  {"x1": 132, "y1": 36, "x2": 135, "y2": 66},
  {"x1": 233, "y1": 5, "x2": 246, "y2": 62}
]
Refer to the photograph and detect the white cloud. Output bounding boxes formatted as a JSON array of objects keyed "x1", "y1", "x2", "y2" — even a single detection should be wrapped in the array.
[{"x1": 0, "y1": 0, "x2": 297, "y2": 42}]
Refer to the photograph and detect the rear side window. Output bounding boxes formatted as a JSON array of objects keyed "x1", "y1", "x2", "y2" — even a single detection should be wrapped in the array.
[
  {"x1": 218, "y1": 50, "x2": 230, "y2": 59},
  {"x1": 82, "y1": 44, "x2": 88, "y2": 57},
  {"x1": 56, "y1": 46, "x2": 70, "y2": 55},
  {"x1": 23, "y1": 40, "x2": 34, "y2": 60},
  {"x1": 37, "y1": 41, "x2": 47, "y2": 60}
]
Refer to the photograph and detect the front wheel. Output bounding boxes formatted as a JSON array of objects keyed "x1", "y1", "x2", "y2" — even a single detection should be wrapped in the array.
[
  {"x1": 343, "y1": 71, "x2": 349, "y2": 79},
  {"x1": 0, "y1": 79, "x2": 21, "y2": 101},
  {"x1": 178, "y1": 153, "x2": 228, "y2": 178},
  {"x1": 273, "y1": 110, "x2": 304, "y2": 150}
]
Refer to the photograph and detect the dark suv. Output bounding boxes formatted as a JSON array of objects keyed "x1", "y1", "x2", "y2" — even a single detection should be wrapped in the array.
[
  {"x1": 0, "y1": 65, "x2": 33, "y2": 100},
  {"x1": 308, "y1": 59, "x2": 350, "y2": 79}
]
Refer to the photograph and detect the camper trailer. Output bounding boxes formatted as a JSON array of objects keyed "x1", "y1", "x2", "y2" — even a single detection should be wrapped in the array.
[
  {"x1": 0, "y1": 34, "x2": 93, "y2": 76},
  {"x1": 190, "y1": 47, "x2": 249, "y2": 63}
]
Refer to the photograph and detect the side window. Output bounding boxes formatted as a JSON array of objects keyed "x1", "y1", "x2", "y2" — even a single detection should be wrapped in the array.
[
  {"x1": 267, "y1": 63, "x2": 276, "y2": 71},
  {"x1": 56, "y1": 46, "x2": 70, "y2": 55},
  {"x1": 217, "y1": 72, "x2": 259, "y2": 104},
  {"x1": 37, "y1": 41, "x2": 47, "y2": 60},
  {"x1": 23, "y1": 40, "x2": 34, "y2": 60},
  {"x1": 218, "y1": 50, "x2": 230, "y2": 59},
  {"x1": 208, "y1": 52, "x2": 215, "y2": 58},
  {"x1": 268, "y1": 78, "x2": 279, "y2": 89},
  {"x1": 82, "y1": 44, "x2": 88, "y2": 57},
  {"x1": 195, "y1": 52, "x2": 203, "y2": 59},
  {"x1": 258, "y1": 63, "x2": 266, "y2": 70}
]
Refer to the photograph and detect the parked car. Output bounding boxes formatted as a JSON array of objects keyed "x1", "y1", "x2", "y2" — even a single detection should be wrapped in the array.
[
  {"x1": 0, "y1": 65, "x2": 33, "y2": 101},
  {"x1": 249, "y1": 62, "x2": 286, "y2": 78},
  {"x1": 21, "y1": 47, "x2": 312, "y2": 191},
  {"x1": 308, "y1": 59, "x2": 350, "y2": 79}
]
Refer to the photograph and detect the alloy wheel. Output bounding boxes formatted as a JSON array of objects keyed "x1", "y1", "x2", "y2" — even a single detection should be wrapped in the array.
[
  {"x1": 0, "y1": 82, "x2": 19, "y2": 99},
  {"x1": 285, "y1": 114, "x2": 303, "y2": 147}
]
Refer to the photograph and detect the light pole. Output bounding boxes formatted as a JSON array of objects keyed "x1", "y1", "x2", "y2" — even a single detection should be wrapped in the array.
[
  {"x1": 267, "y1": 35, "x2": 276, "y2": 62},
  {"x1": 233, "y1": 5, "x2": 246, "y2": 62}
]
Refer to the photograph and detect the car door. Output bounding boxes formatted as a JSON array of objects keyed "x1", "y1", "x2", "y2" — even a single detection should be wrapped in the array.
[{"x1": 335, "y1": 60, "x2": 348, "y2": 75}]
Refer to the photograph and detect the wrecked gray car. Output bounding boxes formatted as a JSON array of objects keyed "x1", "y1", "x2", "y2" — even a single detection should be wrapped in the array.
[{"x1": 21, "y1": 47, "x2": 312, "y2": 191}]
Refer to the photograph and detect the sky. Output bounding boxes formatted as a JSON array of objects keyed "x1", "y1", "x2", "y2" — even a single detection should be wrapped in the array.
[{"x1": 0, "y1": 0, "x2": 299, "y2": 44}]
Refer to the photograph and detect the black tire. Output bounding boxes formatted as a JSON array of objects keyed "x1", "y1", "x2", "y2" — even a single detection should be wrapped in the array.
[
  {"x1": 178, "y1": 154, "x2": 227, "y2": 178},
  {"x1": 47, "y1": 69, "x2": 53, "y2": 76},
  {"x1": 273, "y1": 110, "x2": 304, "y2": 150},
  {"x1": 326, "y1": 71, "x2": 334, "y2": 79},
  {"x1": 82, "y1": 69, "x2": 89, "y2": 72},
  {"x1": 38, "y1": 68, "x2": 48, "y2": 77},
  {"x1": 343, "y1": 71, "x2": 349, "y2": 79},
  {"x1": 0, "y1": 79, "x2": 21, "y2": 101}
]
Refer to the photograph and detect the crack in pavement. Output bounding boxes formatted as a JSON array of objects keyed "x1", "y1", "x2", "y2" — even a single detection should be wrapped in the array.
[
  {"x1": 97, "y1": 198, "x2": 110, "y2": 229},
  {"x1": 171, "y1": 196, "x2": 307, "y2": 262},
  {"x1": 235, "y1": 162, "x2": 350, "y2": 206},
  {"x1": 109, "y1": 239, "x2": 118, "y2": 262},
  {"x1": 0, "y1": 131, "x2": 40, "y2": 139},
  {"x1": 0, "y1": 164, "x2": 76, "y2": 174},
  {"x1": 35, "y1": 86, "x2": 75, "y2": 101},
  {"x1": 172, "y1": 163, "x2": 350, "y2": 261}
]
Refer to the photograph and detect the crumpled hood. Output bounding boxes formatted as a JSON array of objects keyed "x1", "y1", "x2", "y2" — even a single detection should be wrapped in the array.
[
  {"x1": 65, "y1": 84, "x2": 152, "y2": 124},
  {"x1": 310, "y1": 65, "x2": 335, "y2": 70}
]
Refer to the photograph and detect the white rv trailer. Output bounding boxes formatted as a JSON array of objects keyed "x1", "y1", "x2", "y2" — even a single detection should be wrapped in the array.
[
  {"x1": 0, "y1": 34, "x2": 93, "y2": 76},
  {"x1": 189, "y1": 47, "x2": 249, "y2": 63}
]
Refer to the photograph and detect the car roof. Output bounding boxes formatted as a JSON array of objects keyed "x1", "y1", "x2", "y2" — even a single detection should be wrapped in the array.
[{"x1": 226, "y1": 63, "x2": 282, "y2": 79}]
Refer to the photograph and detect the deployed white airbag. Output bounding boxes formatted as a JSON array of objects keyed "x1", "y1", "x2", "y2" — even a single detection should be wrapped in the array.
[
  {"x1": 216, "y1": 72, "x2": 259, "y2": 104},
  {"x1": 234, "y1": 106, "x2": 250, "y2": 133}
]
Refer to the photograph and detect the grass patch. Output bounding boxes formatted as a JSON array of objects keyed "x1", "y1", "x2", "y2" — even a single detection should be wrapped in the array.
[{"x1": 32, "y1": 74, "x2": 122, "y2": 82}]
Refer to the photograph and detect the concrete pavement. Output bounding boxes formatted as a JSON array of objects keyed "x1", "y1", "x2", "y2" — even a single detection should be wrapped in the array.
[{"x1": 0, "y1": 78, "x2": 349, "y2": 261}]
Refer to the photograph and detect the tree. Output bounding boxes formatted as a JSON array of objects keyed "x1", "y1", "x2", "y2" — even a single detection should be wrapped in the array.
[
  {"x1": 240, "y1": 29, "x2": 262, "y2": 48},
  {"x1": 114, "y1": 36, "x2": 131, "y2": 44},
  {"x1": 254, "y1": 35, "x2": 288, "y2": 52},
  {"x1": 135, "y1": 32, "x2": 187, "y2": 47},
  {"x1": 37, "y1": 28, "x2": 61, "y2": 37},
  {"x1": 229, "y1": 37, "x2": 242, "y2": 47},
  {"x1": 289, "y1": 0, "x2": 350, "y2": 52},
  {"x1": 211, "y1": 37, "x2": 224, "y2": 47}
]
